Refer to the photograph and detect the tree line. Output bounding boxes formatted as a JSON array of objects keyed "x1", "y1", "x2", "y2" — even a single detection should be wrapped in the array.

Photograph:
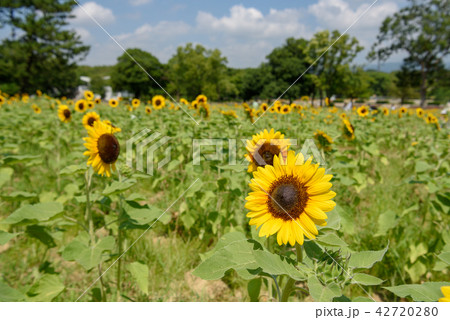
[{"x1": 0, "y1": 0, "x2": 448, "y2": 107}]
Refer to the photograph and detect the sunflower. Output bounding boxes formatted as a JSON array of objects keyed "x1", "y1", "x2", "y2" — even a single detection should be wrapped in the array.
[
  {"x1": 276, "y1": 104, "x2": 283, "y2": 114},
  {"x1": 82, "y1": 111, "x2": 100, "y2": 130},
  {"x1": 439, "y1": 286, "x2": 450, "y2": 302},
  {"x1": 31, "y1": 104, "x2": 41, "y2": 114},
  {"x1": 300, "y1": 95, "x2": 309, "y2": 102},
  {"x1": 152, "y1": 95, "x2": 165, "y2": 110},
  {"x1": 58, "y1": 105, "x2": 72, "y2": 123},
  {"x1": 245, "y1": 129, "x2": 290, "y2": 173},
  {"x1": 132, "y1": 98, "x2": 140, "y2": 108},
  {"x1": 281, "y1": 105, "x2": 291, "y2": 114},
  {"x1": 145, "y1": 106, "x2": 152, "y2": 114},
  {"x1": 399, "y1": 106, "x2": 407, "y2": 115},
  {"x1": 268, "y1": 106, "x2": 276, "y2": 113},
  {"x1": 0, "y1": 95, "x2": 5, "y2": 105},
  {"x1": 87, "y1": 101, "x2": 95, "y2": 109},
  {"x1": 260, "y1": 103, "x2": 269, "y2": 113},
  {"x1": 75, "y1": 99, "x2": 87, "y2": 113},
  {"x1": 416, "y1": 108, "x2": 424, "y2": 118},
  {"x1": 314, "y1": 130, "x2": 333, "y2": 152},
  {"x1": 36, "y1": 89, "x2": 42, "y2": 97},
  {"x1": 95, "y1": 98, "x2": 101, "y2": 104},
  {"x1": 357, "y1": 106, "x2": 369, "y2": 117},
  {"x1": 339, "y1": 113, "x2": 347, "y2": 120},
  {"x1": 382, "y1": 107, "x2": 389, "y2": 116},
  {"x1": 22, "y1": 95, "x2": 29, "y2": 103},
  {"x1": 342, "y1": 119, "x2": 355, "y2": 141},
  {"x1": 109, "y1": 98, "x2": 119, "y2": 108},
  {"x1": 83, "y1": 120, "x2": 120, "y2": 177},
  {"x1": 245, "y1": 151, "x2": 336, "y2": 246},
  {"x1": 196, "y1": 94, "x2": 207, "y2": 104},
  {"x1": 191, "y1": 100, "x2": 199, "y2": 110},
  {"x1": 180, "y1": 98, "x2": 189, "y2": 105},
  {"x1": 84, "y1": 90, "x2": 94, "y2": 101},
  {"x1": 221, "y1": 110, "x2": 238, "y2": 119}
]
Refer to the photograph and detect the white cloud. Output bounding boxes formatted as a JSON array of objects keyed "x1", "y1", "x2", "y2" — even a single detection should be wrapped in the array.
[
  {"x1": 72, "y1": 2, "x2": 115, "y2": 26},
  {"x1": 129, "y1": 0, "x2": 153, "y2": 6},
  {"x1": 75, "y1": 27, "x2": 91, "y2": 42}
]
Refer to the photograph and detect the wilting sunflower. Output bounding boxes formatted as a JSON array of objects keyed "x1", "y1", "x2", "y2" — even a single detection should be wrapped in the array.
[
  {"x1": 109, "y1": 98, "x2": 119, "y2": 108},
  {"x1": 196, "y1": 94, "x2": 207, "y2": 104},
  {"x1": 439, "y1": 286, "x2": 450, "y2": 302},
  {"x1": 87, "y1": 101, "x2": 95, "y2": 109},
  {"x1": 75, "y1": 99, "x2": 87, "y2": 113},
  {"x1": 145, "y1": 106, "x2": 152, "y2": 114},
  {"x1": 152, "y1": 95, "x2": 165, "y2": 110},
  {"x1": 103, "y1": 120, "x2": 121, "y2": 133},
  {"x1": 84, "y1": 90, "x2": 94, "y2": 101},
  {"x1": 31, "y1": 104, "x2": 41, "y2": 114},
  {"x1": 95, "y1": 98, "x2": 101, "y2": 104},
  {"x1": 314, "y1": 130, "x2": 333, "y2": 152},
  {"x1": 245, "y1": 129, "x2": 290, "y2": 173},
  {"x1": 58, "y1": 105, "x2": 72, "y2": 123},
  {"x1": 342, "y1": 119, "x2": 355, "y2": 141},
  {"x1": 83, "y1": 120, "x2": 120, "y2": 177},
  {"x1": 132, "y1": 98, "x2": 140, "y2": 108},
  {"x1": 357, "y1": 106, "x2": 369, "y2": 117},
  {"x1": 245, "y1": 151, "x2": 336, "y2": 246},
  {"x1": 82, "y1": 111, "x2": 100, "y2": 130},
  {"x1": 416, "y1": 108, "x2": 424, "y2": 118},
  {"x1": 382, "y1": 107, "x2": 389, "y2": 116}
]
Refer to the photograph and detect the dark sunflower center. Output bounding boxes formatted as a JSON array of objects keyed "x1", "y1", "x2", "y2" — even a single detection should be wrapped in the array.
[
  {"x1": 267, "y1": 176, "x2": 308, "y2": 221},
  {"x1": 283, "y1": 108, "x2": 288, "y2": 112},
  {"x1": 87, "y1": 117, "x2": 96, "y2": 127},
  {"x1": 97, "y1": 134, "x2": 120, "y2": 164},
  {"x1": 155, "y1": 100, "x2": 161, "y2": 106},
  {"x1": 255, "y1": 142, "x2": 280, "y2": 167},
  {"x1": 63, "y1": 109, "x2": 71, "y2": 118},
  {"x1": 79, "y1": 103, "x2": 85, "y2": 110}
]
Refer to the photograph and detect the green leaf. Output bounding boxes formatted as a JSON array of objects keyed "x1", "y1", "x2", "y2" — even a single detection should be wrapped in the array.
[
  {"x1": 415, "y1": 160, "x2": 432, "y2": 173},
  {"x1": 349, "y1": 245, "x2": 388, "y2": 269},
  {"x1": 0, "y1": 281, "x2": 26, "y2": 302},
  {"x1": 437, "y1": 251, "x2": 450, "y2": 265},
  {"x1": 103, "y1": 179, "x2": 137, "y2": 196},
  {"x1": 0, "y1": 230, "x2": 18, "y2": 245},
  {"x1": 405, "y1": 261, "x2": 427, "y2": 283},
  {"x1": 2, "y1": 191, "x2": 37, "y2": 201},
  {"x1": 193, "y1": 232, "x2": 260, "y2": 280},
  {"x1": 3, "y1": 202, "x2": 64, "y2": 225},
  {"x1": 384, "y1": 282, "x2": 450, "y2": 302},
  {"x1": 316, "y1": 233, "x2": 348, "y2": 248},
  {"x1": 351, "y1": 273, "x2": 384, "y2": 286},
  {"x1": 307, "y1": 276, "x2": 342, "y2": 302},
  {"x1": 3, "y1": 154, "x2": 40, "y2": 165},
  {"x1": 127, "y1": 262, "x2": 149, "y2": 295},
  {"x1": 26, "y1": 225, "x2": 56, "y2": 248},
  {"x1": 0, "y1": 167, "x2": 13, "y2": 188},
  {"x1": 61, "y1": 240, "x2": 87, "y2": 261},
  {"x1": 59, "y1": 164, "x2": 87, "y2": 175},
  {"x1": 76, "y1": 236, "x2": 115, "y2": 270},
  {"x1": 123, "y1": 202, "x2": 161, "y2": 226},
  {"x1": 27, "y1": 274, "x2": 65, "y2": 301},
  {"x1": 247, "y1": 278, "x2": 262, "y2": 302},
  {"x1": 375, "y1": 210, "x2": 398, "y2": 236},
  {"x1": 253, "y1": 250, "x2": 308, "y2": 281},
  {"x1": 409, "y1": 242, "x2": 427, "y2": 264}
]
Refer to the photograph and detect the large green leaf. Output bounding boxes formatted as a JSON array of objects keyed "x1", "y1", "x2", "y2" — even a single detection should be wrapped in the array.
[
  {"x1": 193, "y1": 232, "x2": 260, "y2": 280},
  {"x1": 59, "y1": 164, "x2": 87, "y2": 175},
  {"x1": 123, "y1": 202, "x2": 162, "y2": 226},
  {"x1": 27, "y1": 274, "x2": 65, "y2": 301},
  {"x1": 247, "y1": 278, "x2": 262, "y2": 302},
  {"x1": 375, "y1": 210, "x2": 398, "y2": 236},
  {"x1": 103, "y1": 179, "x2": 137, "y2": 196},
  {"x1": 351, "y1": 273, "x2": 384, "y2": 286},
  {"x1": 384, "y1": 282, "x2": 450, "y2": 302},
  {"x1": 349, "y1": 245, "x2": 388, "y2": 269},
  {"x1": 316, "y1": 233, "x2": 348, "y2": 248},
  {"x1": 127, "y1": 262, "x2": 149, "y2": 295},
  {"x1": 3, "y1": 154, "x2": 40, "y2": 165},
  {"x1": 437, "y1": 251, "x2": 450, "y2": 265},
  {"x1": 0, "y1": 230, "x2": 18, "y2": 245},
  {"x1": 253, "y1": 250, "x2": 309, "y2": 281},
  {"x1": 409, "y1": 242, "x2": 427, "y2": 264},
  {"x1": 61, "y1": 236, "x2": 115, "y2": 270},
  {"x1": 3, "y1": 202, "x2": 63, "y2": 225},
  {"x1": 307, "y1": 276, "x2": 342, "y2": 302},
  {"x1": 0, "y1": 281, "x2": 26, "y2": 302},
  {"x1": 26, "y1": 225, "x2": 56, "y2": 248}
]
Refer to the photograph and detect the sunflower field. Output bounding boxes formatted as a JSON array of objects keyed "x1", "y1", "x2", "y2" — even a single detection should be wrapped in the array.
[{"x1": 0, "y1": 91, "x2": 449, "y2": 302}]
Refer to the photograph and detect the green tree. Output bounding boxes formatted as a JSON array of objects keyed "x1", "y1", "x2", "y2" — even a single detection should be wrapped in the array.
[
  {"x1": 307, "y1": 30, "x2": 363, "y2": 105},
  {"x1": 111, "y1": 48, "x2": 165, "y2": 98},
  {"x1": 0, "y1": 0, "x2": 89, "y2": 95},
  {"x1": 366, "y1": 70, "x2": 397, "y2": 98},
  {"x1": 393, "y1": 66, "x2": 421, "y2": 104},
  {"x1": 336, "y1": 66, "x2": 371, "y2": 102},
  {"x1": 368, "y1": 0, "x2": 450, "y2": 107},
  {"x1": 167, "y1": 43, "x2": 230, "y2": 100}
]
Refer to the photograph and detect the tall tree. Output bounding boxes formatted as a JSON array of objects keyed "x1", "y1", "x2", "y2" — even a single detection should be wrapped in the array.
[
  {"x1": 368, "y1": 0, "x2": 450, "y2": 107},
  {"x1": 0, "y1": 0, "x2": 89, "y2": 95},
  {"x1": 307, "y1": 30, "x2": 363, "y2": 105},
  {"x1": 111, "y1": 48, "x2": 165, "y2": 98}
]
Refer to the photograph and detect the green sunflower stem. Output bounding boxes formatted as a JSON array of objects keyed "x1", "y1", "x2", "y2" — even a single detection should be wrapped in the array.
[
  {"x1": 116, "y1": 167, "x2": 124, "y2": 301},
  {"x1": 280, "y1": 244, "x2": 303, "y2": 302}
]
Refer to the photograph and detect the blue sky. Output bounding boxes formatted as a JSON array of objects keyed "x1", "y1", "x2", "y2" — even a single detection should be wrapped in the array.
[{"x1": 5, "y1": 0, "x2": 413, "y2": 68}]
